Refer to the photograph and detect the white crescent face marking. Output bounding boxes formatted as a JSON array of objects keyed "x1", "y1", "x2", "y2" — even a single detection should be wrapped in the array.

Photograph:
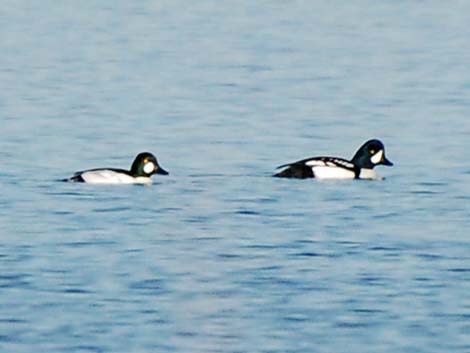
[
  {"x1": 143, "y1": 162, "x2": 155, "y2": 174},
  {"x1": 371, "y1": 150, "x2": 384, "y2": 164}
]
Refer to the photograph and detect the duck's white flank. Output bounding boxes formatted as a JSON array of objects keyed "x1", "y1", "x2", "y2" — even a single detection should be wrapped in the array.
[
  {"x1": 80, "y1": 170, "x2": 152, "y2": 184},
  {"x1": 358, "y1": 168, "x2": 378, "y2": 180},
  {"x1": 311, "y1": 166, "x2": 356, "y2": 179}
]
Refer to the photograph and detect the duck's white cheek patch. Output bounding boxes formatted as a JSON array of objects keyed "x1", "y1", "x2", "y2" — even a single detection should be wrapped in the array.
[
  {"x1": 371, "y1": 150, "x2": 383, "y2": 164},
  {"x1": 143, "y1": 162, "x2": 155, "y2": 174}
]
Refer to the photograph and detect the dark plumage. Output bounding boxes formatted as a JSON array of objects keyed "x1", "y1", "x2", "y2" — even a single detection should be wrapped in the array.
[{"x1": 273, "y1": 162, "x2": 314, "y2": 178}]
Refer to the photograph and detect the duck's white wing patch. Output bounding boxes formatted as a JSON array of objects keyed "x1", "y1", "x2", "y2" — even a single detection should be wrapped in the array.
[
  {"x1": 306, "y1": 158, "x2": 354, "y2": 169},
  {"x1": 331, "y1": 159, "x2": 355, "y2": 169},
  {"x1": 305, "y1": 160, "x2": 328, "y2": 167},
  {"x1": 80, "y1": 170, "x2": 151, "y2": 184}
]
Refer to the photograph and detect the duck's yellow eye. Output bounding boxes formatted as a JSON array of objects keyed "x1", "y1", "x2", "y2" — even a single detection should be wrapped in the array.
[
  {"x1": 370, "y1": 149, "x2": 375, "y2": 155},
  {"x1": 143, "y1": 158, "x2": 149, "y2": 163}
]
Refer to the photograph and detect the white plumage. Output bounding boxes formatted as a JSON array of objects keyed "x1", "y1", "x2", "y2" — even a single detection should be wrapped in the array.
[
  {"x1": 79, "y1": 170, "x2": 152, "y2": 185},
  {"x1": 358, "y1": 168, "x2": 379, "y2": 180},
  {"x1": 370, "y1": 150, "x2": 384, "y2": 164},
  {"x1": 310, "y1": 166, "x2": 356, "y2": 179}
]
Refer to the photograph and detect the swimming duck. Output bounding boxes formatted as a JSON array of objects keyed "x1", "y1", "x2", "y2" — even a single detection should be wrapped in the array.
[
  {"x1": 274, "y1": 139, "x2": 393, "y2": 180},
  {"x1": 65, "y1": 152, "x2": 168, "y2": 184}
]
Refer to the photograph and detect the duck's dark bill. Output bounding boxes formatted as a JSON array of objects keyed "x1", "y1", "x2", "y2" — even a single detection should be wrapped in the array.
[
  {"x1": 156, "y1": 167, "x2": 169, "y2": 175},
  {"x1": 382, "y1": 157, "x2": 393, "y2": 166}
]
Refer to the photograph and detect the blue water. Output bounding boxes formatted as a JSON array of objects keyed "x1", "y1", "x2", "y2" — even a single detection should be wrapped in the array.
[{"x1": 1, "y1": 1, "x2": 470, "y2": 352}]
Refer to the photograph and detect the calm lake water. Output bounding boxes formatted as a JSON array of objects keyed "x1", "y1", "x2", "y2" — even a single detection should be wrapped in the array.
[{"x1": 1, "y1": 1, "x2": 470, "y2": 352}]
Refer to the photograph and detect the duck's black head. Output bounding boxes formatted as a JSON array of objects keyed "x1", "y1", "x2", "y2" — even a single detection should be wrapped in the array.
[
  {"x1": 130, "y1": 152, "x2": 169, "y2": 177},
  {"x1": 351, "y1": 139, "x2": 393, "y2": 169}
]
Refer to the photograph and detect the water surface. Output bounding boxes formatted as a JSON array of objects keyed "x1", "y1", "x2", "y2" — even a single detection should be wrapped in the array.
[{"x1": 1, "y1": 1, "x2": 469, "y2": 352}]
